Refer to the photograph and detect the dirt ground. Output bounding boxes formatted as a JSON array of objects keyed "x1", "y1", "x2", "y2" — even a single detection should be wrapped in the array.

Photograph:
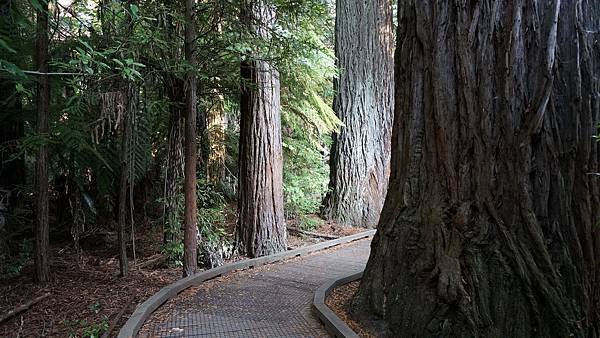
[
  {"x1": 326, "y1": 280, "x2": 388, "y2": 338},
  {"x1": 0, "y1": 228, "x2": 181, "y2": 338},
  {"x1": 0, "y1": 219, "x2": 362, "y2": 337}
]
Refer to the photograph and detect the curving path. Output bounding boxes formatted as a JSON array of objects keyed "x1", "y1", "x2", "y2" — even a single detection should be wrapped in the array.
[{"x1": 138, "y1": 238, "x2": 372, "y2": 338}]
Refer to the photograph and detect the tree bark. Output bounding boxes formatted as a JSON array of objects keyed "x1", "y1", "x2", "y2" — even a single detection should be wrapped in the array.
[
  {"x1": 357, "y1": 1, "x2": 600, "y2": 337},
  {"x1": 163, "y1": 77, "x2": 184, "y2": 244},
  {"x1": 183, "y1": 0, "x2": 198, "y2": 277},
  {"x1": 34, "y1": 0, "x2": 50, "y2": 284},
  {"x1": 116, "y1": 0, "x2": 142, "y2": 277},
  {"x1": 235, "y1": 0, "x2": 287, "y2": 258},
  {"x1": 117, "y1": 85, "x2": 133, "y2": 278},
  {"x1": 321, "y1": 0, "x2": 394, "y2": 228}
]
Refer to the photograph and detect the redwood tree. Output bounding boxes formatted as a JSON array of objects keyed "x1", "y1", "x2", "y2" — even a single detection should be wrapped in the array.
[
  {"x1": 235, "y1": 0, "x2": 286, "y2": 257},
  {"x1": 34, "y1": 0, "x2": 50, "y2": 283},
  {"x1": 357, "y1": 1, "x2": 600, "y2": 336},
  {"x1": 321, "y1": 0, "x2": 394, "y2": 228},
  {"x1": 183, "y1": 0, "x2": 198, "y2": 277},
  {"x1": 163, "y1": 76, "x2": 184, "y2": 244}
]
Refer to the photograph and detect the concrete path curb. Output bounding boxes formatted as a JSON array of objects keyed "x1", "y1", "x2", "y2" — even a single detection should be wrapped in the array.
[
  {"x1": 118, "y1": 230, "x2": 375, "y2": 338},
  {"x1": 313, "y1": 272, "x2": 363, "y2": 338}
]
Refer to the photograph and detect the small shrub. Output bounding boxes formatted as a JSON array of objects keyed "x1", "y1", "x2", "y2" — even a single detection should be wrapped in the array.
[
  {"x1": 67, "y1": 317, "x2": 109, "y2": 338},
  {"x1": 297, "y1": 214, "x2": 322, "y2": 231},
  {"x1": 160, "y1": 180, "x2": 231, "y2": 268},
  {"x1": 161, "y1": 241, "x2": 184, "y2": 267}
]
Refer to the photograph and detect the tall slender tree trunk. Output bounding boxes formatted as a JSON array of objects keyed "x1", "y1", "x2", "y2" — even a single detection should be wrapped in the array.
[
  {"x1": 34, "y1": 0, "x2": 50, "y2": 284},
  {"x1": 236, "y1": 0, "x2": 286, "y2": 258},
  {"x1": 321, "y1": 0, "x2": 394, "y2": 228},
  {"x1": 183, "y1": 0, "x2": 198, "y2": 277},
  {"x1": 357, "y1": 1, "x2": 600, "y2": 336},
  {"x1": 116, "y1": 1, "x2": 141, "y2": 277},
  {"x1": 117, "y1": 85, "x2": 134, "y2": 277}
]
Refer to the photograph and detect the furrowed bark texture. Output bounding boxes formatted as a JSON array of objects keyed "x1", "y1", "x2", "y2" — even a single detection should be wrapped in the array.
[
  {"x1": 162, "y1": 11, "x2": 184, "y2": 244},
  {"x1": 183, "y1": 0, "x2": 198, "y2": 277},
  {"x1": 357, "y1": 1, "x2": 600, "y2": 336},
  {"x1": 34, "y1": 0, "x2": 50, "y2": 283},
  {"x1": 322, "y1": 0, "x2": 394, "y2": 228},
  {"x1": 163, "y1": 77, "x2": 184, "y2": 244},
  {"x1": 236, "y1": 0, "x2": 287, "y2": 258}
]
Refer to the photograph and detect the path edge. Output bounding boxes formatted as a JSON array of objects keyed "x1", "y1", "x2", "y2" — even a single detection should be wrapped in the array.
[
  {"x1": 118, "y1": 229, "x2": 375, "y2": 338},
  {"x1": 313, "y1": 271, "x2": 363, "y2": 338}
]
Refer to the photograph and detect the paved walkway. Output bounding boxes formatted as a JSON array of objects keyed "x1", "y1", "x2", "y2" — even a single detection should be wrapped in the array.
[{"x1": 139, "y1": 238, "x2": 372, "y2": 337}]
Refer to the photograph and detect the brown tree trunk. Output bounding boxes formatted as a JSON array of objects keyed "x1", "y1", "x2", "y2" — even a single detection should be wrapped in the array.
[
  {"x1": 34, "y1": 0, "x2": 50, "y2": 284},
  {"x1": 321, "y1": 0, "x2": 394, "y2": 228},
  {"x1": 163, "y1": 77, "x2": 184, "y2": 244},
  {"x1": 235, "y1": 0, "x2": 287, "y2": 258},
  {"x1": 117, "y1": 84, "x2": 133, "y2": 278},
  {"x1": 357, "y1": 1, "x2": 600, "y2": 336},
  {"x1": 182, "y1": 0, "x2": 198, "y2": 277},
  {"x1": 116, "y1": 0, "x2": 141, "y2": 277}
]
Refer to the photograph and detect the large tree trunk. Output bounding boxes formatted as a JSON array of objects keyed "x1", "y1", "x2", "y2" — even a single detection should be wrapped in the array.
[
  {"x1": 357, "y1": 1, "x2": 600, "y2": 336},
  {"x1": 321, "y1": 0, "x2": 394, "y2": 228},
  {"x1": 34, "y1": 0, "x2": 50, "y2": 284},
  {"x1": 182, "y1": 0, "x2": 198, "y2": 277},
  {"x1": 162, "y1": 9, "x2": 185, "y2": 244},
  {"x1": 163, "y1": 77, "x2": 184, "y2": 244},
  {"x1": 235, "y1": 0, "x2": 286, "y2": 258}
]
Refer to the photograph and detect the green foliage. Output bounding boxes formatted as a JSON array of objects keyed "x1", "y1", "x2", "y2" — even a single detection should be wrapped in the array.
[
  {"x1": 0, "y1": 0, "x2": 339, "y2": 271},
  {"x1": 67, "y1": 316, "x2": 109, "y2": 338},
  {"x1": 297, "y1": 214, "x2": 322, "y2": 231},
  {"x1": 88, "y1": 302, "x2": 102, "y2": 314},
  {"x1": 161, "y1": 180, "x2": 230, "y2": 266},
  {"x1": 271, "y1": 0, "x2": 339, "y2": 223},
  {"x1": 161, "y1": 241, "x2": 184, "y2": 267},
  {"x1": 196, "y1": 181, "x2": 229, "y2": 245},
  {"x1": 282, "y1": 135, "x2": 330, "y2": 219}
]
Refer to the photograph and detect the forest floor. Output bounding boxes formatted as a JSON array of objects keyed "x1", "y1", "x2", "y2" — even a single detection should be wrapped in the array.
[
  {"x1": 0, "y1": 218, "x2": 360, "y2": 338},
  {"x1": 326, "y1": 280, "x2": 388, "y2": 338}
]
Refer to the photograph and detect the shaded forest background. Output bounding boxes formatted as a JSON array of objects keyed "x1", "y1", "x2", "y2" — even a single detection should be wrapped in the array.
[
  {"x1": 0, "y1": 1, "x2": 356, "y2": 335},
  {"x1": 0, "y1": 0, "x2": 342, "y2": 273}
]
